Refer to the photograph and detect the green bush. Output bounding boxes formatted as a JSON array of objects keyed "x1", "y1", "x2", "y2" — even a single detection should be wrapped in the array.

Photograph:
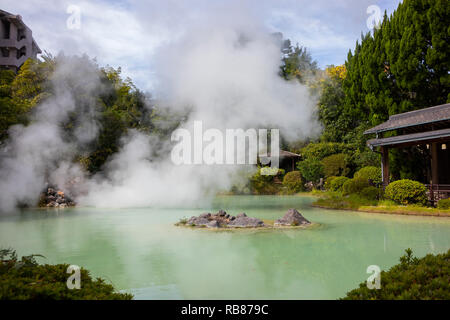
[
  {"x1": 360, "y1": 186, "x2": 380, "y2": 200},
  {"x1": 354, "y1": 166, "x2": 382, "y2": 185},
  {"x1": 342, "y1": 177, "x2": 370, "y2": 195},
  {"x1": 299, "y1": 142, "x2": 347, "y2": 161},
  {"x1": 0, "y1": 249, "x2": 132, "y2": 300},
  {"x1": 342, "y1": 249, "x2": 450, "y2": 300},
  {"x1": 329, "y1": 176, "x2": 350, "y2": 192},
  {"x1": 250, "y1": 167, "x2": 284, "y2": 195},
  {"x1": 321, "y1": 153, "x2": 348, "y2": 178},
  {"x1": 385, "y1": 179, "x2": 427, "y2": 205},
  {"x1": 324, "y1": 176, "x2": 337, "y2": 190},
  {"x1": 297, "y1": 158, "x2": 324, "y2": 182},
  {"x1": 437, "y1": 198, "x2": 450, "y2": 210},
  {"x1": 282, "y1": 171, "x2": 304, "y2": 193}
]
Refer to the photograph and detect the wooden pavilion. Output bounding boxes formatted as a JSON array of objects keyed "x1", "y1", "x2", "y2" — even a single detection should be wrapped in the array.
[{"x1": 364, "y1": 103, "x2": 450, "y2": 203}]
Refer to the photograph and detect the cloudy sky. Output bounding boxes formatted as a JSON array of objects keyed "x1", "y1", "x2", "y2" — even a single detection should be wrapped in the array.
[{"x1": 2, "y1": 0, "x2": 401, "y2": 91}]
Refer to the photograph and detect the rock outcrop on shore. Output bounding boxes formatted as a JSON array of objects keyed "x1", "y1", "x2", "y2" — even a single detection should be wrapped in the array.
[
  {"x1": 40, "y1": 187, "x2": 76, "y2": 208},
  {"x1": 179, "y1": 208, "x2": 311, "y2": 229}
]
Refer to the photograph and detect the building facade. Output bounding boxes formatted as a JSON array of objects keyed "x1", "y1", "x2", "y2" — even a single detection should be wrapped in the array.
[
  {"x1": 365, "y1": 103, "x2": 450, "y2": 204},
  {"x1": 0, "y1": 9, "x2": 41, "y2": 71}
]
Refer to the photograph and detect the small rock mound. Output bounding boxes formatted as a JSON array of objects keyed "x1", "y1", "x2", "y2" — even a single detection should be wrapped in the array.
[{"x1": 274, "y1": 208, "x2": 310, "y2": 226}]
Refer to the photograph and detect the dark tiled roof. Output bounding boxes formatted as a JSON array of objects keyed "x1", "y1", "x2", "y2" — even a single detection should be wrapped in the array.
[
  {"x1": 367, "y1": 128, "x2": 450, "y2": 147},
  {"x1": 364, "y1": 103, "x2": 450, "y2": 135}
]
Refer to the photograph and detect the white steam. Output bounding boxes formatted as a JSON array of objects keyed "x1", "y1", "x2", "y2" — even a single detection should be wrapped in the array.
[{"x1": 0, "y1": 3, "x2": 320, "y2": 211}]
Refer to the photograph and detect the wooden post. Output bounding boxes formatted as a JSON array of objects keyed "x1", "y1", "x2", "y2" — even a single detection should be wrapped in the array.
[
  {"x1": 380, "y1": 146, "x2": 389, "y2": 187},
  {"x1": 431, "y1": 142, "x2": 439, "y2": 185}
]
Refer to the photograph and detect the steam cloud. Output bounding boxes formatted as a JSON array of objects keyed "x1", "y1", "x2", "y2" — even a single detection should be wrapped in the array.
[{"x1": 0, "y1": 2, "x2": 320, "y2": 211}]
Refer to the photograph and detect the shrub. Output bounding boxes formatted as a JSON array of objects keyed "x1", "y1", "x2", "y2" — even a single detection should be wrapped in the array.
[
  {"x1": 324, "y1": 176, "x2": 337, "y2": 190},
  {"x1": 385, "y1": 179, "x2": 427, "y2": 205},
  {"x1": 342, "y1": 249, "x2": 450, "y2": 300},
  {"x1": 282, "y1": 171, "x2": 304, "y2": 193},
  {"x1": 360, "y1": 186, "x2": 379, "y2": 200},
  {"x1": 342, "y1": 177, "x2": 370, "y2": 195},
  {"x1": 329, "y1": 176, "x2": 350, "y2": 192},
  {"x1": 354, "y1": 166, "x2": 382, "y2": 185},
  {"x1": 0, "y1": 249, "x2": 132, "y2": 300},
  {"x1": 297, "y1": 158, "x2": 324, "y2": 182},
  {"x1": 250, "y1": 167, "x2": 284, "y2": 195},
  {"x1": 437, "y1": 198, "x2": 450, "y2": 210},
  {"x1": 321, "y1": 153, "x2": 348, "y2": 178}
]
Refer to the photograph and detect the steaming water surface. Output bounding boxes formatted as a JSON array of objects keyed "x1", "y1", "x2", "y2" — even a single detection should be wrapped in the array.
[{"x1": 1, "y1": 195, "x2": 450, "y2": 299}]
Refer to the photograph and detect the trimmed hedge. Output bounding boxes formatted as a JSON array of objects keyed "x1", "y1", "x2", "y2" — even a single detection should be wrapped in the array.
[
  {"x1": 282, "y1": 171, "x2": 304, "y2": 193},
  {"x1": 0, "y1": 249, "x2": 132, "y2": 300},
  {"x1": 437, "y1": 198, "x2": 450, "y2": 210},
  {"x1": 342, "y1": 249, "x2": 450, "y2": 300},
  {"x1": 342, "y1": 177, "x2": 370, "y2": 195},
  {"x1": 385, "y1": 179, "x2": 427, "y2": 205},
  {"x1": 297, "y1": 158, "x2": 324, "y2": 183},
  {"x1": 360, "y1": 186, "x2": 379, "y2": 200},
  {"x1": 354, "y1": 166, "x2": 382, "y2": 185},
  {"x1": 329, "y1": 176, "x2": 350, "y2": 192}
]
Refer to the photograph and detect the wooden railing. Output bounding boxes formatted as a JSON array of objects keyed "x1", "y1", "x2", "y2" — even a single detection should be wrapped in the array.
[{"x1": 425, "y1": 184, "x2": 450, "y2": 206}]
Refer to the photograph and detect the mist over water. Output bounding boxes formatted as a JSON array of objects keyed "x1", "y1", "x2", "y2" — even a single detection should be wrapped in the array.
[{"x1": 0, "y1": 3, "x2": 320, "y2": 211}]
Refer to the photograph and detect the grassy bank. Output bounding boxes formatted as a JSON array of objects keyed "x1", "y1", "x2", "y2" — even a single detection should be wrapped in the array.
[{"x1": 313, "y1": 192, "x2": 450, "y2": 217}]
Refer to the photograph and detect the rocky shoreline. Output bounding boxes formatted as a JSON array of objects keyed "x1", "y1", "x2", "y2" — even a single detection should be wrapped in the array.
[{"x1": 176, "y1": 208, "x2": 311, "y2": 229}]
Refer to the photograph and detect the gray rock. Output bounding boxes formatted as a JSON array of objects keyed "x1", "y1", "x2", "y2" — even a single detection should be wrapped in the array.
[
  {"x1": 206, "y1": 220, "x2": 220, "y2": 228},
  {"x1": 274, "y1": 208, "x2": 310, "y2": 226},
  {"x1": 187, "y1": 216, "x2": 209, "y2": 226},
  {"x1": 218, "y1": 210, "x2": 227, "y2": 216},
  {"x1": 228, "y1": 216, "x2": 264, "y2": 228},
  {"x1": 236, "y1": 212, "x2": 247, "y2": 218},
  {"x1": 229, "y1": 216, "x2": 236, "y2": 221},
  {"x1": 199, "y1": 212, "x2": 211, "y2": 219}
]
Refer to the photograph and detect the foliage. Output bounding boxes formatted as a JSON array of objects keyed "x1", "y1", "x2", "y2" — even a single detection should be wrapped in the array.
[
  {"x1": 313, "y1": 193, "x2": 378, "y2": 210},
  {"x1": 329, "y1": 176, "x2": 350, "y2": 192},
  {"x1": 0, "y1": 249, "x2": 132, "y2": 300},
  {"x1": 315, "y1": 0, "x2": 449, "y2": 180},
  {"x1": 324, "y1": 176, "x2": 337, "y2": 190},
  {"x1": 342, "y1": 177, "x2": 370, "y2": 195},
  {"x1": 282, "y1": 171, "x2": 304, "y2": 193},
  {"x1": 250, "y1": 167, "x2": 284, "y2": 195},
  {"x1": 297, "y1": 158, "x2": 324, "y2": 183},
  {"x1": 342, "y1": 249, "x2": 450, "y2": 300},
  {"x1": 321, "y1": 153, "x2": 348, "y2": 178},
  {"x1": 0, "y1": 55, "x2": 168, "y2": 174},
  {"x1": 437, "y1": 198, "x2": 450, "y2": 210},
  {"x1": 280, "y1": 40, "x2": 318, "y2": 84},
  {"x1": 354, "y1": 166, "x2": 382, "y2": 185},
  {"x1": 359, "y1": 186, "x2": 380, "y2": 200},
  {"x1": 299, "y1": 142, "x2": 348, "y2": 161},
  {"x1": 385, "y1": 179, "x2": 428, "y2": 205}
]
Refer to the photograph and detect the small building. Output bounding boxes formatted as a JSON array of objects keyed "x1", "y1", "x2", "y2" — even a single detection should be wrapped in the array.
[
  {"x1": 364, "y1": 103, "x2": 450, "y2": 203},
  {"x1": 0, "y1": 9, "x2": 41, "y2": 72},
  {"x1": 259, "y1": 150, "x2": 302, "y2": 173}
]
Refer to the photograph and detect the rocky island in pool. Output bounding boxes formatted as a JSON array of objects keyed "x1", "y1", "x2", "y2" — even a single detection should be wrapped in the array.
[{"x1": 176, "y1": 208, "x2": 313, "y2": 229}]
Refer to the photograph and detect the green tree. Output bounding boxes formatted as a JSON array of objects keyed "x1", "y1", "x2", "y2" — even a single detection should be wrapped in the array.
[{"x1": 297, "y1": 158, "x2": 324, "y2": 183}]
